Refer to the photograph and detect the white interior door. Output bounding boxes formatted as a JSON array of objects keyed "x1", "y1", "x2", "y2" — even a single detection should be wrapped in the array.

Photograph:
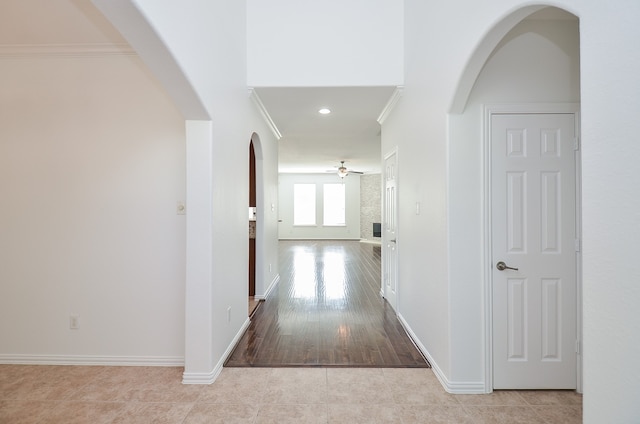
[
  {"x1": 491, "y1": 113, "x2": 577, "y2": 389},
  {"x1": 383, "y1": 149, "x2": 398, "y2": 311}
]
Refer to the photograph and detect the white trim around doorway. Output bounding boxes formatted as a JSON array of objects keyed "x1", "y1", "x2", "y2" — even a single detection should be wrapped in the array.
[
  {"x1": 482, "y1": 103, "x2": 582, "y2": 393},
  {"x1": 382, "y1": 146, "x2": 399, "y2": 311}
]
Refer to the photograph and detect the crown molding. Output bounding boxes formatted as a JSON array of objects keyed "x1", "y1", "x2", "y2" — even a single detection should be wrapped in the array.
[
  {"x1": 248, "y1": 88, "x2": 282, "y2": 140},
  {"x1": 0, "y1": 43, "x2": 137, "y2": 59},
  {"x1": 377, "y1": 86, "x2": 404, "y2": 125}
]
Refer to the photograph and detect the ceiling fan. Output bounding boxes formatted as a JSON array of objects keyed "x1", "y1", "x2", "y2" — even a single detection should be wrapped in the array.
[{"x1": 334, "y1": 161, "x2": 364, "y2": 179}]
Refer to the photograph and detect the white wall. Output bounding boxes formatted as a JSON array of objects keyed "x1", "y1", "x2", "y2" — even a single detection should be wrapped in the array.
[
  {"x1": 578, "y1": 2, "x2": 640, "y2": 422},
  {"x1": 448, "y1": 15, "x2": 580, "y2": 384},
  {"x1": 246, "y1": 0, "x2": 403, "y2": 87},
  {"x1": 386, "y1": 0, "x2": 640, "y2": 421},
  {"x1": 380, "y1": 0, "x2": 454, "y2": 380},
  {"x1": 93, "y1": 0, "x2": 281, "y2": 381},
  {"x1": 0, "y1": 53, "x2": 186, "y2": 362},
  {"x1": 278, "y1": 174, "x2": 360, "y2": 240},
  {"x1": 80, "y1": 0, "x2": 640, "y2": 419},
  {"x1": 384, "y1": 2, "x2": 583, "y2": 389}
]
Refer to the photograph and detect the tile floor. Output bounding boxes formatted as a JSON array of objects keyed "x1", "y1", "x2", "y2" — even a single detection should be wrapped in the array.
[{"x1": 0, "y1": 365, "x2": 582, "y2": 423}]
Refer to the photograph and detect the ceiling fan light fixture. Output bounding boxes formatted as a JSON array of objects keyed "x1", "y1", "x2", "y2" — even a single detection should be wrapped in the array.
[
  {"x1": 337, "y1": 161, "x2": 349, "y2": 178},
  {"x1": 318, "y1": 108, "x2": 331, "y2": 115}
]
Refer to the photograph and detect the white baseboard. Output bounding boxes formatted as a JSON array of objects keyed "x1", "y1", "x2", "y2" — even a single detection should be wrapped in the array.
[
  {"x1": 255, "y1": 274, "x2": 279, "y2": 301},
  {"x1": 278, "y1": 238, "x2": 361, "y2": 241},
  {"x1": 396, "y1": 314, "x2": 486, "y2": 394},
  {"x1": 445, "y1": 379, "x2": 487, "y2": 393},
  {"x1": 182, "y1": 368, "x2": 218, "y2": 385},
  {"x1": 182, "y1": 317, "x2": 251, "y2": 385},
  {"x1": 0, "y1": 354, "x2": 184, "y2": 367}
]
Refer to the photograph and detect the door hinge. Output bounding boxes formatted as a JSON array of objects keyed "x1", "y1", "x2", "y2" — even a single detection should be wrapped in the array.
[
  {"x1": 574, "y1": 136, "x2": 580, "y2": 151},
  {"x1": 576, "y1": 339, "x2": 581, "y2": 355},
  {"x1": 575, "y1": 238, "x2": 581, "y2": 252}
]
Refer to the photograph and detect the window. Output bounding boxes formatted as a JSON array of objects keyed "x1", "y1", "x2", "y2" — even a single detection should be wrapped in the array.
[
  {"x1": 323, "y1": 183, "x2": 345, "y2": 226},
  {"x1": 293, "y1": 183, "x2": 316, "y2": 225}
]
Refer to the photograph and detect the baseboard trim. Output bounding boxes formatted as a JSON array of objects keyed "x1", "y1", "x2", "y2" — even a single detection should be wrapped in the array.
[
  {"x1": 182, "y1": 369, "x2": 218, "y2": 385},
  {"x1": 278, "y1": 238, "x2": 361, "y2": 241},
  {"x1": 446, "y1": 380, "x2": 487, "y2": 393},
  {"x1": 396, "y1": 314, "x2": 486, "y2": 394},
  {"x1": 255, "y1": 274, "x2": 279, "y2": 301},
  {"x1": 0, "y1": 354, "x2": 184, "y2": 367},
  {"x1": 182, "y1": 317, "x2": 251, "y2": 385}
]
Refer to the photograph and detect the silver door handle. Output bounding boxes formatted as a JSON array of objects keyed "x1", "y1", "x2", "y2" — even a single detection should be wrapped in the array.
[{"x1": 496, "y1": 261, "x2": 518, "y2": 271}]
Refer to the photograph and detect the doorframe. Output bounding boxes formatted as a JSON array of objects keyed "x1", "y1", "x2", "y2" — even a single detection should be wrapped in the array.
[
  {"x1": 482, "y1": 103, "x2": 582, "y2": 393},
  {"x1": 249, "y1": 140, "x2": 257, "y2": 299},
  {"x1": 382, "y1": 146, "x2": 399, "y2": 311},
  {"x1": 250, "y1": 133, "x2": 265, "y2": 299}
]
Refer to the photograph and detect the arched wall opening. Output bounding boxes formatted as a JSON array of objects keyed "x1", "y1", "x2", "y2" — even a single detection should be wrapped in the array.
[
  {"x1": 449, "y1": 4, "x2": 580, "y2": 114},
  {"x1": 250, "y1": 132, "x2": 266, "y2": 299},
  {"x1": 446, "y1": 5, "x2": 581, "y2": 391}
]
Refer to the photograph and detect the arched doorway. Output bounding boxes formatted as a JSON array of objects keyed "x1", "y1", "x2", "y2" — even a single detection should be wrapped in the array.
[
  {"x1": 249, "y1": 140, "x2": 257, "y2": 312},
  {"x1": 248, "y1": 133, "x2": 265, "y2": 316},
  {"x1": 450, "y1": 5, "x2": 582, "y2": 391}
]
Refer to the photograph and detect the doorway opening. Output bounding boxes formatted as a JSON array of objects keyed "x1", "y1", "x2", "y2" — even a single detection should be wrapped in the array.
[
  {"x1": 450, "y1": 6, "x2": 583, "y2": 391},
  {"x1": 249, "y1": 140, "x2": 259, "y2": 316}
]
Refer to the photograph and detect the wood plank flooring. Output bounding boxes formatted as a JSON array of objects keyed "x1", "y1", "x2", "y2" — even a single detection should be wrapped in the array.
[{"x1": 226, "y1": 240, "x2": 429, "y2": 368}]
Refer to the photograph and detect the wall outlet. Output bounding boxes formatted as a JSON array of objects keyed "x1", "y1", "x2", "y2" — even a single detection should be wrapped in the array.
[
  {"x1": 69, "y1": 314, "x2": 79, "y2": 330},
  {"x1": 227, "y1": 306, "x2": 231, "y2": 323}
]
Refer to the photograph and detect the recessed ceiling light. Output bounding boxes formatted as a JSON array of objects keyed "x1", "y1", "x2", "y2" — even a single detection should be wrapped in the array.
[{"x1": 318, "y1": 108, "x2": 331, "y2": 115}]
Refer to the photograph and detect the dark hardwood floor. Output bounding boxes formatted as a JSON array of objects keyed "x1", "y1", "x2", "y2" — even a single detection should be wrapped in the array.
[{"x1": 225, "y1": 240, "x2": 429, "y2": 368}]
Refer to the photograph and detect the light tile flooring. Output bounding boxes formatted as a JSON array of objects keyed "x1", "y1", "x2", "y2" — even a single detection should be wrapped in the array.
[{"x1": 0, "y1": 365, "x2": 582, "y2": 423}]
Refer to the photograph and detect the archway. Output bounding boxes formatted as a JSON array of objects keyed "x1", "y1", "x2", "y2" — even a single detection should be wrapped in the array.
[
  {"x1": 249, "y1": 133, "x2": 265, "y2": 316},
  {"x1": 448, "y1": 5, "x2": 582, "y2": 392}
]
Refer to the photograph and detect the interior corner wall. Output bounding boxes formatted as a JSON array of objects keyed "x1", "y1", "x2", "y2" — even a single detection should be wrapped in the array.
[
  {"x1": 119, "y1": 0, "x2": 282, "y2": 377},
  {"x1": 360, "y1": 174, "x2": 382, "y2": 240},
  {"x1": 0, "y1": 54, "x2": 186, "y2": 361},
  {"x1": 380, "y1": 0, "x2": 467, "y2": 384},
  {"x1": 278, "y1": 174, "x2": 361, "y2": 240},
  {"x1": 381, "y1": 95, "x2": 452, "y2": 381}
]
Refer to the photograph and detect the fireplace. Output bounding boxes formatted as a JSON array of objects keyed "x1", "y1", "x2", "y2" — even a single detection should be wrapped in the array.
[{"x1": 373, "y1": 222, "x2": 381, "y2": 238}]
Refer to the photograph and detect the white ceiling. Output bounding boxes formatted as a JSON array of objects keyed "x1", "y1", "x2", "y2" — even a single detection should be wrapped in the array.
[
  {"x1": 254, "y1": 86, "x2": 396, "y2": 174},
  {"x1": 1, "y1": 0, "x2": 395, "y2": 176}
]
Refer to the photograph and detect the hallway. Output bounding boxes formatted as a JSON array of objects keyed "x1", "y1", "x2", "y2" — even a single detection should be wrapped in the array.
[
  {"x1": 226, "y1": 240, "x2": 428, "y2": 367},
  {"x1": 0, "y1": 241, "x2": 582, "y2": 423}
]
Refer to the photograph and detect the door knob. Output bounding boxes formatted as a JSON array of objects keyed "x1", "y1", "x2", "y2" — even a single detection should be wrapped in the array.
[{"x1": 496, "y1": 261, "x2": 518, "y2": 271}]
